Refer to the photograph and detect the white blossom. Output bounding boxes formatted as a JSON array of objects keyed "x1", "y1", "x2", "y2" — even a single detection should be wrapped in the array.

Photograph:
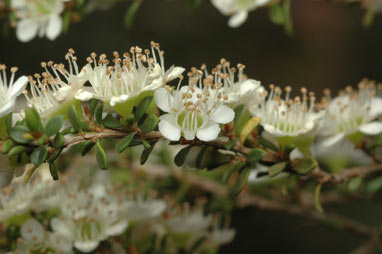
[
  {"x1": 11, "y1": 0, "x2": 68, "y2": 42},
  {"x1": 23, "y1": 49, "x2": 86, "y2": 118},
  {"x1": 211, "y1": 0, "x2": 271, "y2": 27},
  {"x1": 75, "y1": 42, "x2": 185, "y2": 117},
  {"x1": 13, "y1": 218, "x2": 73, "y2": 254},
  {"x1": 51, "y1": 179, "x2": 128, "y2": 253},
  {"x1": 154, "y1": 68, "x2": 235, "y2": 141},
  {"x1": 201, "y1": 59, "x2": 264, "y2": 106},
  {"x1": 318, "y1": 80, "x2": 382, "y2": 147},
  {"x1": 0, "y1": 64, "x2": 28, "y2": 118},
  {"x1": 124, "y1": 197, "x2": 166, "y2": 221}
]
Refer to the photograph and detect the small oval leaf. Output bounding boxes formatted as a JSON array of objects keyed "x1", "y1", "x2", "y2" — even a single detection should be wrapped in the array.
[
  {"x1": 30, "y1": 147, "x2": 48, "y2": 166},
  {"x1": 174, "y1": 145, "x2": 192, "y2": 167},
  {"x1": 135, "y1": 96, "x2": 153, "y2": 122},
  {"x1": 25, "y1": 107, "x2": 42, "y2": 132},
  {"x1": 96, "y1": 141, "x2": 108, "y2": 170},
  {"x1": 45, "y1": 115, "x2": 64, "y2": 136},
  {"x1": 117, "y1": 132, "x2": 136, "y2": 153},
  {"x1": 68, "y1": 105, "x2": 82, "y2": 133}
]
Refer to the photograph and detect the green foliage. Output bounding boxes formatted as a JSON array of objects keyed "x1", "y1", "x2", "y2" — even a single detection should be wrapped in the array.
[
  {"x1": 68, "y1": 105, "x2": 82, "y2": 132},
  {"x1": 365, "y1": 177, "x2": 382, "y2": 194},
  {"x1": 269, "y1": 162, "x2": 287, "y2": 177},
  {"x1": 10, "y1": 125, "x2": 33, "y2": 144},
  {"x1": 45, "y1": 116, "x2": 64, "y2": 137},
  {"x1": 25, "y1": 107, "x2": 42, "y2": 132},
  {"x1": 291, "y1": 157, "x2": 318, "y2": 174},
  {"x1": 102, "y1": 114, "x2": 123, "y2": 129},
  {"x1": 135, "y1": 96, "x2": 153, "y2": 123},
  {"x1": 257, "y1": 136, "x2": 279, "y2": 152},
  {"x1": 30, "y1": 146, "x2": 48, "y2": 166},
  {"x1": 348, "y1": 177, "x2": 362, "y2": 191},
  {"x1": 81, "y1": 140, "x2": 95, "y2": 156},
  {"x1": 124, "y1": 0, "x2": 142, "y2": 29},
  {"x1": 117, "y1": 132, "x2": 137, "y2": 153},
  {"x1": 2, "y1": 139, "x2": 15, "y2": 154},
  {"x1": 139, "y1": 114, "x2": 159, "y2": 133},
  {"x1": 140, "y1": 142, "x2": 156, "y2": 165},
  {"x1": 49, "y1": 162, "x2": 59, "y2": 180},
  {"x1": 174, "y1": 145, "x2": 192, "y2": 167},
  {"x1": 53, "y1": 133, "x2": 65, "y2": 149},
  {"x1": 245, "y1": 148, "x2": 266, "y2": 164},
  {"x1": 96, "y1": 141, "x2": 109, "y2": 170}
]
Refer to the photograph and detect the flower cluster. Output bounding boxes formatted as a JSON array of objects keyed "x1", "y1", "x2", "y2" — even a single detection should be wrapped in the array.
[{"x1": 2, "y1": 168, "x2": 235, "y2": 253}]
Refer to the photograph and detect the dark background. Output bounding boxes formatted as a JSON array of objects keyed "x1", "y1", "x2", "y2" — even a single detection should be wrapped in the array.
[{"x1": 2, "y1": 0, "x2": 382, "y2": 253}]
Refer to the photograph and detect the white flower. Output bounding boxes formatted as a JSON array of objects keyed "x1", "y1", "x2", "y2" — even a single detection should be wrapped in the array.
[
  {"x1": 51, "y1": 182, "x2": 128, "y2": 253},
  {"x1": 311, "y1": 139, "x2": 373, "y2": 173},
  {"x1": 201, "y1": 59, "x2": 264, "y2": 106},
  {"x1": 11, "y1": 0, "x2": 68, "y2": 42},
  {"x1": 209, "y1": 226, "x2": 236, "y2": 246},
  {"x1": 250, "y1": 86, "x2": 324, "y2": 153},
  {"x1": 124, "y1": 197, "x2": 166, "y2": 221},
  {"x1": 154, "y1": 69, "x2": 235, "y2": 141},
  {"x1": 0, "y1": 64, "x2": 28, "y2": 118},
  {"x1": 211, "y1": 0, "x2": 271, "y2": 27},
  {"x1": 0, "y1": 164, "x2": 58, "y2": 221},
  {"x1": 14, "y1": 218, "x2": 73, "y2": 254},
  {"x1": 165, "y1": 207, "x2": 212, "y2": 234},
  {"x1": 24, "y1": 49, "x2": 87, "y2": 118},
  {"x1": 318, "y1": 80, "x2": 382, "y2": 147},
  {"x1": 75, "y1": 42, "x2": 185, "y2": 117}
]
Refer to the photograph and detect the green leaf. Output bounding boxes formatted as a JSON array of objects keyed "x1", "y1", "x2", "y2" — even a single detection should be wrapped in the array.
[
  {"x1": 284, "y1": 143, "x2": 296, "y2": 155},
  {"x1": 365, "y1": 177, "x2": 382, "y2": 194},
  {"x1": 90, "y1": 99, "x2": 99, "y2": 118},
  {"x1": 258, "y1": 137, "x2": 279, "y2": 152},
  {"x1": 10, "y1": 125, "x2": 33, "y2": 144},
  {"x1": 33, "y1": 135, "x2": 47, "y2": 146},
  {"x1": 62, "y1": 11, "x2": 71, "y2": 34},
  {"x1": 224, "y1": 139, "x2": 236, "y2": 150},
  {"x1": 49, "y1": 162, "x2": 59, "y2": 180},
  {"x1": 68, "y1": 105, "x2": 82, "y2": 132},
  {"x1": 30, "y1": 147, "x2": 48, "y2": 166},
  {"x1": 116, "y1": 132, "x2": 136, "y2": 153},
  {"x1": 348, "y1": 177, "x2": 362, "y2": 191},
  {"x1": 124, "y1": 0, "x2": 142, "y2": 29},
  {"x1": 8, "y1": 145, "x2": 28, "y2": 156},
  {"x1": 2, "y1": 139, "x2": 14, "y2": 154},
  {"x1": 102, "y1": 114, "x2": 123, "y2": 129},
  {"x1": 81, "y1": 140, "x2": 95, "y2": 156},
  {"x1": 174, "y1": 145, "x2": 192, "y2": 167},
  {"x1": 291, "y1": 157, "x2": 318, "y2": 174},
  {"x1": 135, "y1": 96, "x2": 153, "y2": 122},
  {"x1": 221, "y1": 162, "x2": 245, "y2": 184},
  {"x1": 196, "y1": 146, "x2": 207, "y2": 168},
  {"x1": 234, "y1": 104, "x2": 244, "y2": 127},
  {"x1": 282, "y1": 0, "x2": 293, "y2": 35},
  {"x1": 94, "y1": 102, "x2": 104, "y2": 125},
  {"x1": 245, "y1": 148, "x2": 266, "y2": 164},
  {"x1": 122, "y1": 114, "x2": 135, "y2": 126},
  {"x1": 314, "y1": 183, "x2": 324, "y2": 213},
  {"x1": 5, "y1": 112, "x2": 13, "y2": 133},
  {"x1": 269, "y1": 162, "x2": 287, "y2": 177},
  {"x1": 53, "y1": 133, "x2": 65, "y2": 149},
  {"x1": 141, "y1": 140, "x2": 151, "y2": 149},
  {"x1": 240, "y1": 117, "x2": 260, "y2": 144},
  {"x1": 139, "y1": 114, "x2": 159, "y2": 133},
  {"x1": 45, "y1": 116, "x2": 64, "y2": 136},
  {"x1": 48, "y1": 148, "x2": 63, "y2": 162},
  {"x1": 232, "y1": 168, "x2": 251, "y2": 196},
  {"x1": 25, "y1": 107, "x2": 42, "y2": 132},
  {"x1": 189, "y1": 235, "x2": 207, "y2": 253},
  {"x1": 269, "y1": 4, "x2": 284, "y2": 25},
  {"x1": 140, "y1": 142, "x2": 156, "y2": 165},
  {"x1": 24, "y1": 165, "x2": 37, "y2": 184},
  {"x1": 96, "y1": 141, "x2": 109, "y2": 170}
]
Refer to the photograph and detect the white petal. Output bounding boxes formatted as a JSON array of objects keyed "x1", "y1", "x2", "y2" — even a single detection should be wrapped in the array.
[
  {"x1": 369, "y1": 98, "x2": 382, "y2": 120},
  {"x1": 21, "y1": 219, "x2": 45, "y2": 242},
  {"x1": 289, "y1": 148, "x2": 304, "y2": 160},
  {"x1": 75, "y1": 89, "x2": 94, "y2": 101},
  {"x1": 165, "y1": 66, "x2": 185, "y2": 82},
  {"x1": 196, "y1": 123, "x2": 220, "y2": 141},
  {"x1": 0, "y1": 99, "x2": 16, "y2": 118},
  {"x1": 320, "y1": 133, "x2": 345, "y2": 148},
  {"x1": 74, "y1": 241, "x2": 99, "y2": 253},
  {"x1": 148, "y1": 64, "x2": 162, "y2": 79},
  {"x1": 359, "y1": 122, "x2": 382, "y2": 135},
  {"x1": 106, "y1": 220, "x2": 128, "y2": 236},
  {"x1": 154, "y1": 88, "x2": 172, "y2": 112},
  {"x1": 110, "y1": 95, "x2": 129, "y2": 106},
  {"x1": 183, "y1": 129, "x2": 196, "y2": 140},
  {"x1": 50, "y1": 218, "x2": 72, "y2": 239},
  {"x1": 16, "y1": 19, "x2": 39, "y2": 42},
  {"x1": 48, "y1": 232, "x2": 73, "y2": 252},
  {"x1": 158, "y1": 115, "x2": 181, "y2": 141},
  {"x1": 210, "y1": 105, "x2": 235, "y2": 124},
  {"x1": 54, "y1": 86, "x2": 72, "y2": 101},
  {"x1": 9, "y1": 76, "x2": 28, "y2": 98},
  {"x1": 228, "y1": 10, "x2": 248, "y2": 28},
  {"x1": 239, "y1": 79, "x2": 260, "y2": 97},
  {"x1": 46, "y1": 15, "x2": 62, "y2": 41},
  {"x1": 0, "y1": 169, "x2": 14, "y2": 189}
]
